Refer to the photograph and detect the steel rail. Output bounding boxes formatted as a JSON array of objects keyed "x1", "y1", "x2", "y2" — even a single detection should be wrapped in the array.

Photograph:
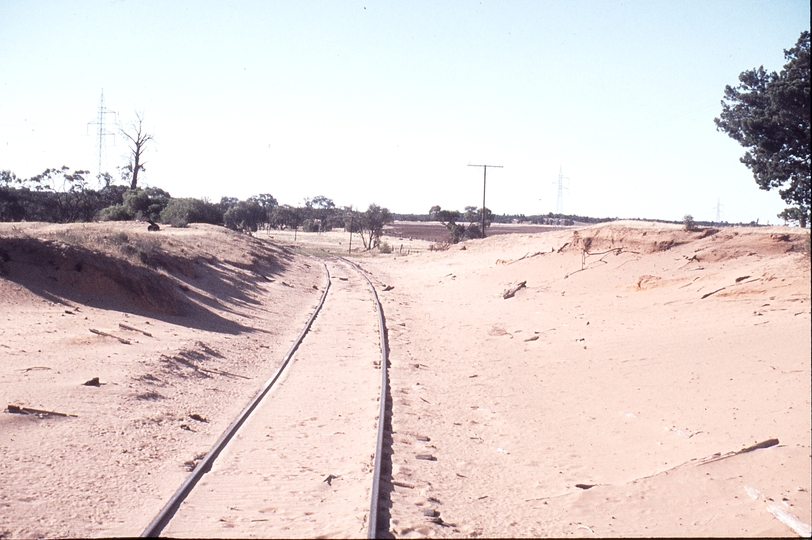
[
  {"x1": 141, "y1": 263, "x2": 332, "y2": 538},
  {"x1": 333, "y1": 255, "x2": 390, "y2": 539}
]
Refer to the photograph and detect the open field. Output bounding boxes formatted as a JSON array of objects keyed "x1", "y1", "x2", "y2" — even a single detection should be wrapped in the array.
[{"x1": 1, "y1": 220, "x2": 810, "y2": 537}]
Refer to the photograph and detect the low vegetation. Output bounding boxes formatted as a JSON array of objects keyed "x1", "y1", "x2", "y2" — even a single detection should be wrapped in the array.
[{"x1": 0, "y1": 169, "x2": 395, "y2": 251}]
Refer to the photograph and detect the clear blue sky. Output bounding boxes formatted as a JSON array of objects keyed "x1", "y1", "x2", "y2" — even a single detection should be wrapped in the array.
[{"x1": 1, "y1": 1, "x2": 809, "y2": 223}]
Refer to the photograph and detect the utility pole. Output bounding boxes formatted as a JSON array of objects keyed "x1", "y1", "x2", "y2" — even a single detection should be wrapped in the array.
[
  {"x1": 468, "y1": 164, "x2": 503, "y2": 238},
  {"x1": 348, "y1": 207, "x2": 354, "y2": 255},
  {"x1": 86, "y1": 90, "x2": 117, "y2": 183}
]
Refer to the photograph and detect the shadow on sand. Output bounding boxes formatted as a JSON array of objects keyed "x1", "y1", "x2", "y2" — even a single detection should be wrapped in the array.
[{"x1": 0, "y1": 235, "x2": 293, "y2": 334}]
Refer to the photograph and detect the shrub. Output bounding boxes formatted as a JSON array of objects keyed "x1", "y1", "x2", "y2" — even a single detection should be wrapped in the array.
[
  {"x1": 98, "y1": 204, "x2": 133, "y2": 221},
  {"x1": 223, "y1": 201, "x2": 265, "y2": 232},
  {"x1": 302, "y1": 219, "x2": 321, "y2": 233},
  {"x1": 160, "y1": 198, "x2": 222, "y2": 226},
  {"x1": 378, "y1": 240, "x2": 392, "y2": 254},
  {"x1": 123, "y1": 188, "x2": 171, "y2": 222},
  {"x1": 683, "y1": 214, "x2": 696, "y2": 231}
]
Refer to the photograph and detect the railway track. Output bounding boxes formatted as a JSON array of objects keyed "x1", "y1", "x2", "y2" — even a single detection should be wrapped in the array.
[{"x1": 141, "y1": 256, "x2": 390, "y2": 538}]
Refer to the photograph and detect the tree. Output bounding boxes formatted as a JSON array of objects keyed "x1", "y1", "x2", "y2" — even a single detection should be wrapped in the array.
[
  {"x1": 0, "y1": 170, "x2": 25, "y2": 221},
  {"x1": 122, "y1": 187, "x2": 171, "y2": 222},
  {"x1": 429, "y1": 205, "x2": 493, "y2": 243},
  {"x1": 224, "y1": 200, "x2": 265, "y2": 232},
  {"x1": 26, "y1": 166, "x2": 93, "y2": 222},
  {"x1": 160, "y1": 197, "x2": 222, "y2": 226},
  {"x1": 304, "y1": 195, "x2": 336, "y2": 231},
  {"x1": 357, "y1": 204, "x2": 392, "y2": 249},
  {"x1": 120, "y1": 112, "x2": 154, "y2": 190},
  {"x1": 715, "y1": 31, "x2": 810, "y2": 227},
  {"x1": 271, "y1": 204, "x2": 303, "y2": 231},
  {"x1": 248, "y1": 193, "x2": 278, "y2": 230}
]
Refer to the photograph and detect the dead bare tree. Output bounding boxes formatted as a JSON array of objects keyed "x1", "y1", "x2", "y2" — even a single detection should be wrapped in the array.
[{"x1": 120, "y1": 112, "x2": 153, "y2": 190}]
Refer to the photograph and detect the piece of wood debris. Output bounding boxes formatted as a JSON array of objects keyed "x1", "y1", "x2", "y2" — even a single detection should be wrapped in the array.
[
  {"x1": 524, "y1": 335, "x2": 539, "y2": 342},
  {"x1": 119, "y1": 323, "x2": 152, "y2": 337},
  {"x1": 701, "y1": 287, "x2": 726, "y2": 299},
  {"x1": 392, "y1": 481, "x2": 415, "y2": 489},
  {"x1": 503, "y1": 281, "x2": 527, "y2": 299},
  {"x1": 83, "y1": 377, "x2": 101, "y2": 387},
  {"x1": 89, "y1": 328, "x2": 131, "y2": 344},
  {"x1": 6, "y1": 404, "x2": 77, "y2": 417},
  {"x1": 383, "y1": 285, "x2": 394, "y2": 291},
  {"x1": 698, "y1": 438, "x2": 779, "y2": 465},
  {"x1": 416, "y1": 454, "x2": 437, "y2": 461},
  {"x1": 323, "y1": 474, "x2": 339, "y2": 486}
]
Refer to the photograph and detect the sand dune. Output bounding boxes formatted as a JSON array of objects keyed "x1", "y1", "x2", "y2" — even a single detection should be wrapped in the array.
[{"x1": 1, "y1": 220, "x2": 809, "y2": 537}]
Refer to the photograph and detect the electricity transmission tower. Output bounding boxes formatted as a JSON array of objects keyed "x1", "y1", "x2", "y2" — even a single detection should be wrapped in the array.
[
  {"x1": 553, "y1": 166, "x2": 569, "y2": 214},
  {"x1": 87, "y1": 90, "x2": 117, "y2": 183},
  {"x1": 714, "y1": 198, "x2": 725, "y2": 223},
  {"x1": 468, "y1": 164, "x2": 503, "y2": 238}
]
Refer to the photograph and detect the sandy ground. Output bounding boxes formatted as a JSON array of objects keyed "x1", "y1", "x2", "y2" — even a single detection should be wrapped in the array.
[
  {"x1": 366, "y1": 222, "x2": 811, "y2": 538},
  {"x1": 1, "y1": 220, "x2": 810, "y2": 538}
]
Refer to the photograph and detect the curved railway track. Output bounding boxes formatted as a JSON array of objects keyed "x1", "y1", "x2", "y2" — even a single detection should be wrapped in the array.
[{"x1": 141, "y1": 256, "x2": 390, "y2": 538}]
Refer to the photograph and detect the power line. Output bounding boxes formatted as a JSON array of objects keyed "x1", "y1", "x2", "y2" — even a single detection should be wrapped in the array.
[{"x1": 468, "y1": 164, "x2": 503, "y2": 238}]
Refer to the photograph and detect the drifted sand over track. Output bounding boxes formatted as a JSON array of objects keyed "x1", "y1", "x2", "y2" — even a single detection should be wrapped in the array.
[{"x1": 161, "y1": 258, "x2": 383, "y2": 538}]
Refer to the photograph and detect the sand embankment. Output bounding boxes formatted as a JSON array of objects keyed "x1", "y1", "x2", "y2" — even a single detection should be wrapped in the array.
[{"x1": 0, "y1": 222, "x2": 324, "y2": 538}]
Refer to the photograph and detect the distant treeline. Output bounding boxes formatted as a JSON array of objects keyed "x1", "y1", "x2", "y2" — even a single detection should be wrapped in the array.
[{"x1": 1, "y1": 168, "x2": 770, "y2": 233}]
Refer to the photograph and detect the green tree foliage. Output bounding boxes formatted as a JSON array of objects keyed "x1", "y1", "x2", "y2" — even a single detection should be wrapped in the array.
[
  {"x1": 26, "y1": 167, "x2": 96, "y2": 222},
  {"x1": 304, "y1": 195, "x2": 336, "y2": 231},
  {"x1": 683, "y1": 214, "x2": 696, "y2": 232},
  {"x1": 0, "y1": 170, "x2": 25, "y2": 221},
  {"x1": 715, "y1": 31, "x2": 811, "y2": 227},
  {"x1": 121, "y1": 187, "x2": 171, "y2": 222},
  {"x1": 357, "y1": 203, "x2": 393, "y2": 250},
  {"x1": 248, "y1": 193, "x2": 278, "y2": 230},
  {"x1": 223, "y1": 200, "x2": 266, "y2": 232},
  {"x1": 159, "y1": 198, "x2": 222, "y2": 226},
  {"x1": 270, "y1": 205, "x2": 303, "y2": 230},
  {"x1": 98, "y1": 204, "x2": 132, "y2": 221}
]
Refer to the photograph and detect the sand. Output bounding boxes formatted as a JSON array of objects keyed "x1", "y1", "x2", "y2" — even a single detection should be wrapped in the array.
[{"x1": 1, "y1": 220, "x2": 810, "y2": 538}]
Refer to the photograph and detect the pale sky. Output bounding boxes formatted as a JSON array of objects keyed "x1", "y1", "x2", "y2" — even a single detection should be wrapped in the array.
[{"x1": 1, "y1": 1, "x2": 809, "y2": 223}]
